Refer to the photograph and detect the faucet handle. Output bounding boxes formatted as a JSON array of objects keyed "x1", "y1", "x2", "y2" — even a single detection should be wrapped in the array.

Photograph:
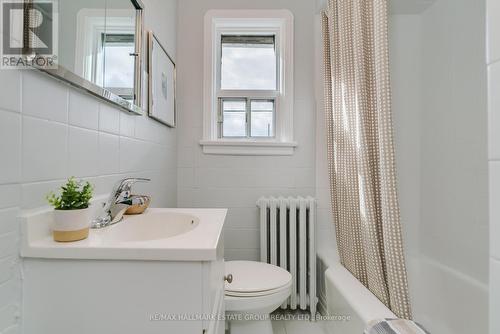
[{"x1": 114, "y1": 177, "x2": 151, "y2": 194}]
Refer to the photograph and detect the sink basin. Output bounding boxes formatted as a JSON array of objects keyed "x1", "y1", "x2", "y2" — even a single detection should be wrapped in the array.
[
  {"x1": 104, "y1": 212, "x2": 199, "y2": 242},
  {"x1": 21, "y1": 207, "x2": 227, "y2": 261}
]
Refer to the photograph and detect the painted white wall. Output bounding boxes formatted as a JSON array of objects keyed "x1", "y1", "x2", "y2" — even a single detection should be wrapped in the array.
[
  {"x1": 176, "y1": 0, "x2": 317, "y2": 261},
  {"x1": 487, "y1": 0, "x2": 500, "y2": 333},
  {"x1": 415, "y1": 0, "x2": 489, "y2": 333},
  {"x1": 0, "y1": 0, "x2": 177, "y2": 332},
  {"x1": 390, "y1": 15, "x2": 422, "y2": 263},
  {"x1": 390, "y1": 0, "x2": 436, "y2": 14},
  {"x1": 388, "y1": 1, "x2": 489, "y2": 333},
  {"x1": 388, "y1": 15, "x2": 424, "y2": 327}
]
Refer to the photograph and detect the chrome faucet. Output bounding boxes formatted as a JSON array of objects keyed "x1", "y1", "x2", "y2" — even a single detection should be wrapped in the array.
[{"x1": 91, "y1": 178, "x2": 150, "y2": 229}]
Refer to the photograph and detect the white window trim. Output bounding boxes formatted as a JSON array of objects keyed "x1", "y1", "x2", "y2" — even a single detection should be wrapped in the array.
[{"x1": 201, "y1": 9, "x2": 297, "y2": 156}]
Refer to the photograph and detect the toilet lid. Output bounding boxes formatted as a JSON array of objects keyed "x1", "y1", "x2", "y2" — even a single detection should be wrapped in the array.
[{"x1": 225, "y1": 261, "x2": 292, "y2": 294}]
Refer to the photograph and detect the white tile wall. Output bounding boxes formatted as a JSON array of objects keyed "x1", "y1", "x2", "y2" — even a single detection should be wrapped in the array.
[
  {"x1": 98, "y1": 133, "x2": 120, "y2": 175},
  {"x1": 0, "y1": 257, "x2": 16, "y2": 286},
  {"x1": 0, "y1": 209, "x2": 18, "y2": 236},
  {"x1": 489, "y1": 1, "x2": 500, "y2": 332},
  {"x1": 98, "y1": 103, "x2": 120, "y2": 135},
  {"x1": 0, "y1": 71, "x2": 21, "y2": 113},
  {"x1": 68, "y1": 90, "x2": 99, "y2": 130},
  {"x1": 490, "y1": 162, "x2": 500, "y2": 260},
  {"x1": 0, "y1": 0, "x2": 177, "y2": 332},
  {"x1": 223, "y1": 248, "x2": 260, "y2": 262},
  {"x1": 488, "y1": 62, "x2": 500, "y2": 160},
  {"x1": 491, "y1": 259, "x2": 500, "y2": 334},
  {"x1": 20, "y1": 180, "x2": 67, "y2": 210},
  {"x1": 487, "y1": 0, "x2": 500, "y2": 65},
  {"x1": 22, "y1": 116, "x2": 68, "y2": 182},
  {"x1": 119, "y1": 112, "x2": 136, "y2": 138},
  {"x1": 176, "y1": 0, "x2": 317, "y2": 260},
  {"x1": 0, "y1": 110, "x2": 21, "y2": 184},
  {"x1": 0, "y1": 185, "x2": 21, "y2": 210},
  {"x1": 22, "y1": 71, "x2": 68, "y2": 123},
  {"x1": 68, "y1": 126, "x2": 100, "y2": 177}
]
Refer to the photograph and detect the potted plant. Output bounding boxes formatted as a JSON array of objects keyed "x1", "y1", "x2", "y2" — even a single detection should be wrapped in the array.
[{"x1": 47, "y1": 177, "x2": 94, "y2": 242}]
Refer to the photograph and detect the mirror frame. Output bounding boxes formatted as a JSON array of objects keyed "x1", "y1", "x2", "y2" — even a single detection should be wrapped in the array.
[{"x1": 25, "y1": 0, "x2": 145, "y2": 115}]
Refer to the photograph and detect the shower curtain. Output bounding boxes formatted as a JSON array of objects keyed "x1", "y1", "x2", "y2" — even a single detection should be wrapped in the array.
[{"x1": 321, "y1": 0, "x2": 412, "y2": 319}]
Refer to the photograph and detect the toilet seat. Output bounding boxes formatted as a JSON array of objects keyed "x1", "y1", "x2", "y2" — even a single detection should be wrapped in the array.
[
  {"x1": 224, "y1": 261, "x2": 292, "y2": 297},
  {"x1": 225, "y1": 280, "x2": 292, "y2": 297}
]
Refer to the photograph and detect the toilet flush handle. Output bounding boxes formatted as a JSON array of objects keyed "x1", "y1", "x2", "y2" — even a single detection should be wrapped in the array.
[{"x1": 224, "y1": 274, "x2": 233, "y2": 284}]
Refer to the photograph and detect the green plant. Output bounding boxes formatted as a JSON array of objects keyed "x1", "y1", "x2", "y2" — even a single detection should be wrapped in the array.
[{"x1": 46, "y1": 177, "x2": 94, "y2": 210}]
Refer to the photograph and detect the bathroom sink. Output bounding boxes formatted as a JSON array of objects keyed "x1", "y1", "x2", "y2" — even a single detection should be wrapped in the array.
[
  {"x1": 20, "y1": 207, "x2": 227, "y2": 261},
  {"x1": 103, "y1": 212, "x2": 200, "y2": 242}
]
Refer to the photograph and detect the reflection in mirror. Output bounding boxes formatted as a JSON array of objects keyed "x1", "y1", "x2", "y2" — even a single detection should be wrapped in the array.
[
  {"x1": 102, "y1": 32, "x2": 135, "y2": 100},
  {"x1": 72, "y1": 0, "x2": 136, "y2": 101},
  {"x1": 35, "y1": 0, "x2": 143, "y2": 113}
]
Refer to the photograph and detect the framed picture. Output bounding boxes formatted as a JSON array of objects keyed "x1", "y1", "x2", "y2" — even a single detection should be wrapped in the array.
[{"x1": 148, "y1": 31, "x2": 176, "y2": 127}]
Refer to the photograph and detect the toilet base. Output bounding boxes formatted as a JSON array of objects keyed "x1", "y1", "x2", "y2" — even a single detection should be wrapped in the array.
[{"x1": 228, "y1": 318, "x2": 273, "y2": 334}]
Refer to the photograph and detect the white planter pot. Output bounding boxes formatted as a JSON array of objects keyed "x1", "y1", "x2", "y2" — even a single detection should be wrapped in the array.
[{"x1": 52, "y1": 207, "x2": 92, "y2": 242}]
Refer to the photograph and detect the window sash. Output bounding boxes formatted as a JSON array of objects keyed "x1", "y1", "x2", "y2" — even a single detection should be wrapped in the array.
[
  {"x1": 217, "y1": 32, "x2": 280, "y2": 93},
  {"x1": 219, "y1": 97, "x2": 276, "y2": 139}
]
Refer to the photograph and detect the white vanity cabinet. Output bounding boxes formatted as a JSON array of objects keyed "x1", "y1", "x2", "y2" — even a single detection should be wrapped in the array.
[
  {"x1": 20, "y1": 208, "x2": 227, "y2": 334},
  {"x1": 23, "y1": 249, "x2": 225, "y2": 334}
]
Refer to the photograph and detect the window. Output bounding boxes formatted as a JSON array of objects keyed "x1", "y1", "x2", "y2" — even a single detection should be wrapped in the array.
[
  {"x1": 219, "y1": 35, "x2": 276, "y2": 139},
  {"x1": 201, "y1": 10, "x2": 296, "y2": 155},
  {"x1": 102, "y1": 33, "x2": 135, "y2": 101},
  {"x1": 221, "y1": 35, "x2": 277, "y2": 90}
]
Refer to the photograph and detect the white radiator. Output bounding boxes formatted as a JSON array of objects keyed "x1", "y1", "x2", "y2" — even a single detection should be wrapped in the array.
[{"x1": 257, "y1": 196, "x2": 317, "y2": 318}]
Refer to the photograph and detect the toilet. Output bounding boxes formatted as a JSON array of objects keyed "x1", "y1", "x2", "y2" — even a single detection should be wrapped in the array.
[{"x1": 224, "y1": 261, "x2": 292, "y2": 334}]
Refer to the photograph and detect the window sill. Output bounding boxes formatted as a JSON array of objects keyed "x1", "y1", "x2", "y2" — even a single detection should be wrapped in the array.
[{"x1": 199, "y1": 140, "x2": 298, "y2": 156}]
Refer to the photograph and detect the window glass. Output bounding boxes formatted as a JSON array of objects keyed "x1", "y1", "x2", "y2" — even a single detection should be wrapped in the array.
[
  {"x1": 221, "y1": 35, "x2": 276, "y2": 90},
  {"x1": 222, "y1": 100, "x2": 247, "y2": 137},
  {"x1": 251, "y1": 100, "x2": 274, "y2": 137},
  {"x1": 103, "y1": 34, "x2": 135, "y2": 99}
]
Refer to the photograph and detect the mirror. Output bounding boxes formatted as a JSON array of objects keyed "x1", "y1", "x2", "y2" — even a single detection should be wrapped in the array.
[{"x1": 31, "y1": 0, "x2": 144, "y2": 114}]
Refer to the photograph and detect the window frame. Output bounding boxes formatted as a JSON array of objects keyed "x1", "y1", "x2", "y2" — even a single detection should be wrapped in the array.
[{"x1": 201, "y1": 9, "x2": 297, "y2": 156}]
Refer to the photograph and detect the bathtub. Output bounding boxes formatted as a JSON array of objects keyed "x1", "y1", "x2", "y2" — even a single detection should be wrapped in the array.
[{"x1": 318, "y1": 250, "x2": 396, "y2": 334}]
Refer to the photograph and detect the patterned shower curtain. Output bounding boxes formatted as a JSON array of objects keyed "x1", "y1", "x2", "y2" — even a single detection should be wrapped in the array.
[{"x1": 321, "y1": 0, "x2": 412, "y2": 319}]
